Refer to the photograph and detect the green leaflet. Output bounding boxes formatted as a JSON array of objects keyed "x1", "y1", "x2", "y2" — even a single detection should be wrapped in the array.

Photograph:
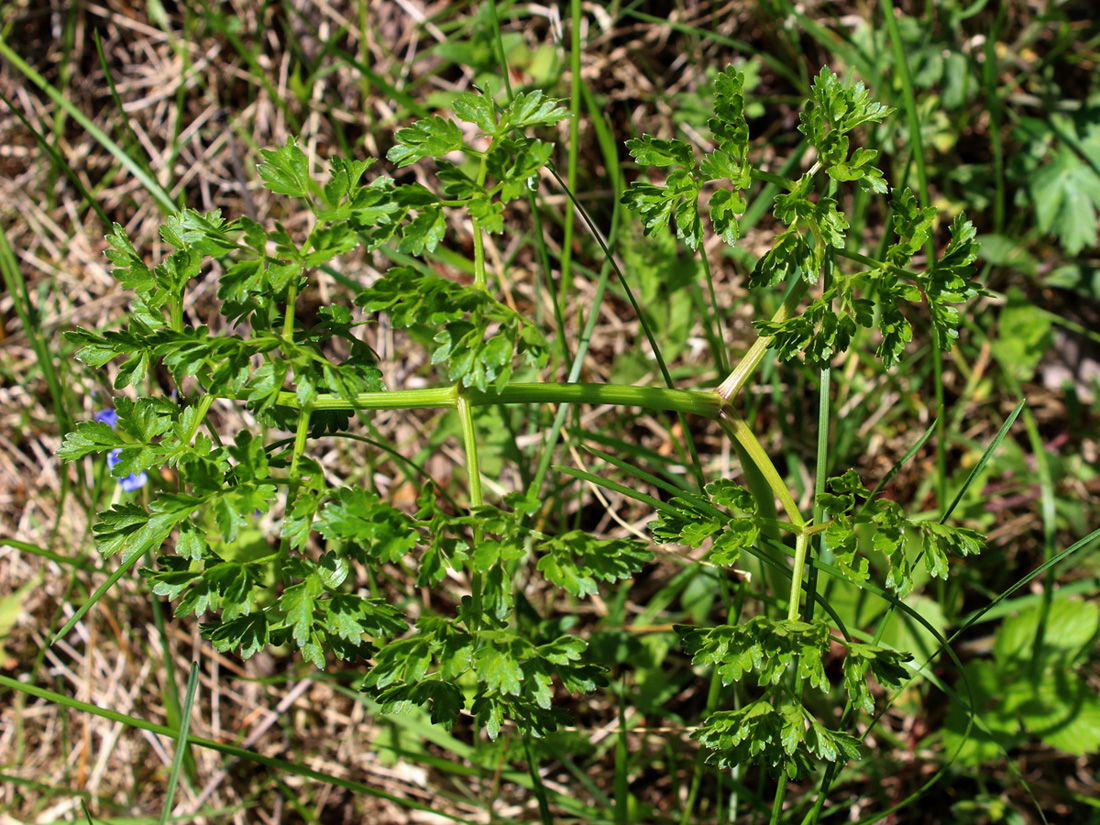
[
  {"x1": 356, "y1": 266, "x2": 549, "y2": 391},
  {"x1": 818, "y1": 470, "x2": 986, "y2": 597}
]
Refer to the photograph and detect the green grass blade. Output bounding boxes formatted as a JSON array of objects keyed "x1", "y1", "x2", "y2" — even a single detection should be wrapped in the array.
[
  {"x1": 0, "y1": 211, "x2": 74, "y2": 436},
  {"x1": 555, "y1": 464, "x2": 672, "y2": 516},
  {"x1": 0, "y1": 40, "x2": 178, "y2": 214},
  {"x1": 158, "y1": 662, "x2": 199, "y2": 825},
  {"x1": 1, "y1": 538, "x2": 101, "y2": 572},
  {"x1": 51, "y1": 554, "x2": 143, "y2": 645},
  {"x1": 614, "y1": 684, "x2": 630, "y2": 823},
  {"x1": 0, "y1": 673, "x2": 478, "y2": 824},
  {"x1": 523, "y1": 734, "x2": 554, "y2": 825},
  {"x1": 579, "y1": 444, "x2": 721, "y2": 517},
  {"x1": 546, "y1": 165, "x2": 707, "y2": 487},
  {"x1": 0, "y1": 89, "x2": 110, "y2": 226},
  {"x1": 93, "y1": 31, "x2": 161, "y2": 191},
  {"x1": 941, "y1": 398, "x2": 1024, "y2": 522}
]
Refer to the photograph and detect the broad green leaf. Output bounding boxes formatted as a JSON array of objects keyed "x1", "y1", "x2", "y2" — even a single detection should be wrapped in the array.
[
  {"x1": 387, "y1": 116, "x2": 464, "y2": 167},
  {"x1": 1031, "y1": 144, "x2": 1100, "y2": 255},
  {"x1": 258, "y1": 139, "x2": 311, "y2": 198},
  {"x1": 1022, "y1": 669, "x2": 1100, "y2": 756},
  {"x1": 625, "y1": 135, "x2": 695, "y2": 168},
  {"x1": 452, "y1": 91, "x2": 498, "y2": 135},
  {"x1": 994, "y1": 597, "x2": 1100, "y2": 668}
]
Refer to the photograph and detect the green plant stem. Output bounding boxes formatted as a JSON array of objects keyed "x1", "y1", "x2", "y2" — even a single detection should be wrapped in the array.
[
  {"x1": 183, "y1": 394, "x2": 216, "y2": 445},
  {"x1": 717, "y1": 279, "x2": 808, "y2": 401},
  {"x1": 268, "y1": 382, "x2": 724, "y2": 418},
  {"x1": 787, "y1": 532, "x2": 810, "y2": 621},
  {"x1": 698, "y1": 242, "x2": 729, "y2": 373},
  {"x1": 803, "y1": 236, "x2": 836, "y2": 627},
  {"x1": 718, "y1": 409, "x2": 803, "y2": 528},
  {"x1": 159, "y1": 661, "x2": 199, "y2": 825},
  {"x1": 456, "y1": 391, "x2": 484, "y2": 629},
  {"x1": 750, "y1": 168, "x2": 797, "y2": 191},
  {"x1": 456, "y1": 393, "x2": 483, "y2": 508},
  {"x1": 834, "y1": 248, "x2": 915, "y2": 279},
  {"x1": 472, "y1": 150, "x2": 491, "y2": 290},
  {"x1": 289, "y1": 406, "x2": 312, "y2": 478},
  {"x1": 472, "y1": 224, "x2": 487, "y2": 290},
  {"x1": 283, "y1": 280, "x2": 299, "y2": 342},
  {"x1": 770, "y1": 777, "x2": 787, "y2": 825}
]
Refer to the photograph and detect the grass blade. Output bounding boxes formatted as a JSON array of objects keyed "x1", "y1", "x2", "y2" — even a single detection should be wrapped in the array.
[
  {"x1": 0, "y1": 40, "x2": 177, "y2": 214},
  {"x1": 0, "y1": 673, "x2": 478, "y2": 824},
  {"x1": 158, "y1": 661, "x2": 199, "y2": 825}
]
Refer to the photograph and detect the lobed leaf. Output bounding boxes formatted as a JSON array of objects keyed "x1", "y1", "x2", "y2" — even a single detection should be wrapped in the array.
[
  {"x1": 258, "y1": 138, "x2": 311, "y2": 198},
  {"x1": 387, "y1": 116, "x2": 464, "y2": 167}
]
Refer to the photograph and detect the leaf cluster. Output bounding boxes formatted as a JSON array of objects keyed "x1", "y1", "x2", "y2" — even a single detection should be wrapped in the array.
[
  {"x1": 350, "y1": 497, "x2": 650, "y2": 737},
  {"x1": 648, "y1": 478, "x2": 760, "y2": 568},
  {"x1": 621, "y1": 66, "x2": 752, "y2": 251},
  {"x1": 355, "y1": 266, "x2": 549, "y2": 391},
  {"x1": 387, "y1": 89, "x2": 567, "y2": 219},
  {"x1": 755, "y1": 188, "x2": 980, "y2": 366},
  {"x1": 818, "y1": 470, "x2": 985, "y2": 597},
  {"x1": 680, "y1": 615, "x2": 910, "y2": 776},
  {"x1": 695, "y1": 700, "x2": 862, "y2": 779},
  {"x1": 622, "y1": 64, "x2": 982, "y2": 369}
]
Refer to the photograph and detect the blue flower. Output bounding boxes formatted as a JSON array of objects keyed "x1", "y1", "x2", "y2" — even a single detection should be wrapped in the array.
[
  {"x1": 107, "y1": 448, "x2": 148, "y2": 492},
  {"x1": 97, "y1": 406, "x2": 148, "y2": 492}
]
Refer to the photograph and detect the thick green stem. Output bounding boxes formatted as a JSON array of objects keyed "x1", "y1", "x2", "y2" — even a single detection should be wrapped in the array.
[
  {"x1": 456, "y1": 393, "x2": 483, "y2": 508},
  {"x1": 472, "y1": 152, "x2": 491, "y2": 291},
  {"x1": 787, "y1": 532, "x2": 810, "y2": 621},
  {"x1": 749, "y1": 168, "x2": 797, "y2": 191},
  {"x1": 290, "y1": 405, "x2": 312, "y2": 478},
  {"x1": 717, "y1": 279, "x2": 808, "y2": 402},
  {"x1": 456, "y1": 391, "x2": 484, "y2": 629},
  {"x1": 268, "y1": 382, "x2": 723, "y2": 418},
  {"x1": 472, "y1": 225, "x2": 487, "y2": 291},
  {"x1": 170, "y1": 297, "x2": 184, "y2": 334},
  {"x1": 718, "y1": 409, "x2": 804, "y2": 528},
  {"x1": 474, "y1": 384, "x2": 722, "y2": 417},
  {"x1": 274, "y1": 386, "x2": 460, "y2": 411},
  {"x1": 283, "y1": 280, "x2": 299, "y2": 342}
]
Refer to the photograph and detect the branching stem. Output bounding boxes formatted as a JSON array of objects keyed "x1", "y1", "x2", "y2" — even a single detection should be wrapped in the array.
[
  {"x1": 267, "y1": 382, "x2": 724, "y2": 418},
  {"x1": 718, "y1": 409, "x2": 804, "y2": 529},
  {"x1": 718, "y1": 279, "x2": 808, "y2": 402}
]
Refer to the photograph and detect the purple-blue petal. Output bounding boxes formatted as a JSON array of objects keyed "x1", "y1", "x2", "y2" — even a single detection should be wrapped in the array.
[
  {"x1": 96, "y1": 408, "x2": 119, "y2": 427},
  {"x1": 119, "y1": 471, "x2": 148, "y2": 492}
]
